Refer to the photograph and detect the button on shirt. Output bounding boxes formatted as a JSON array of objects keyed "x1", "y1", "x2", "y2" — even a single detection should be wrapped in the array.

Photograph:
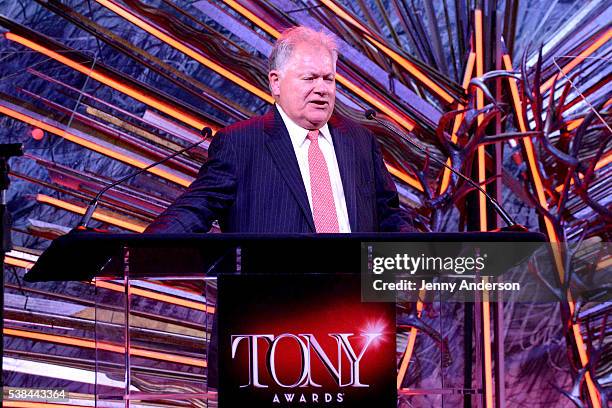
[{"x1": 276, "y1": 104, "x2": 351, "y2": 233}]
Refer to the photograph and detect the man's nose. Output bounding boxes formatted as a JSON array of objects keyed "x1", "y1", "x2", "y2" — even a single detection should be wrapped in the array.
[{"x1": 314, "y1": 78, "x2": 329, "y2": 95}]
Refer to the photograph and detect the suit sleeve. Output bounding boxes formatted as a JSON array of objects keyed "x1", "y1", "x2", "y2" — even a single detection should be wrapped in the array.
[
  {"x1": 371, "y1": 134, "x2": 416, "y2": 232},
  {"x1": 144, "y1": 130, "x2": 237, "y2": 233}
]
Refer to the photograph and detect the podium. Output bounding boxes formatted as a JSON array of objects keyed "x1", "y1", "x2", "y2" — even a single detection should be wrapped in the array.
[{"x1": 26, "y1": 231, "x2": 545, "y2": 407}]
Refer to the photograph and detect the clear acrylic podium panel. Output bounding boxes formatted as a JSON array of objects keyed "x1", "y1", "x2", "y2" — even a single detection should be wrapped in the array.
[
  {"x1": 91, "y1": 258, "x2": 484, "y2": 407},
  {"x1": 93, "y1": 248, "x2": 217, "y2": 407},
  {"x1": 85, "y1": 237, "x2": 556, "y2": 407}
]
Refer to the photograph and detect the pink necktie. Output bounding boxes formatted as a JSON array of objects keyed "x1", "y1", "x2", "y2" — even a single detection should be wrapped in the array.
[{"x1": 307, "y1": 130, "x2": 339, "y2": 233}]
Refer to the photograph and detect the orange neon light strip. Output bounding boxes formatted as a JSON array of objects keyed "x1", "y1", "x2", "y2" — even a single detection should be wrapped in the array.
[
  {"x1": 477, "y1": 144, "x2": 487, "y2": 228},
  {"x1": 96, "y1": 0, "x2": 273, "y2": 104},
  {"x1": 481, "y1": 278, "x2": 493, "y2": 408},
  {"x1": 440, "y1": 52, "x2": 476, "y2": 193},
  {"x1": 385, "y1": 164, "x2": 423, "y2": 192},
  {"x1": 94, "y1": 280, "x2": 215, "y2": 314},
  {"x1": 475, "y1": 10, "x2": 488, "y2": 233},
  {"x1": 4, "y1": 328, "x2": 206, "y2": 367},
  {"x1": 36, "y1": 194, "x2": 146, "y2": 232},
  {"x1": 540, "y1": 28, "x2": 612, "y2": 94},
  {"x1": 223, "y1": 0, "x2": 282, "y2": 38},
  {"x1": 595, "y1": 151, "x2": 612, "y2": 170},
  {"x1": 318, "y1": 0, "x2": 373, "y2": 36},
  {"x1": 566, "y1": 118, "x2": 584, "y2": 131},
  {"x1": 396, "y1": 296, "x2": 424, "y2": 389},
  {"x1": 364, "y1": 35, "x2": 454, "y2": 103},
  {"x1": 503, "y1": 54, "x2": 529, "y2": 133},
  {"x1": 455, "y1": 52, "x2": 477, "y2": 135},
  {"x1": 474, "y1": 10, "x2": 493, "y2": 408},
  {"x1": 5, "y1": 32, "x2": 215, "y2": 131},
  {"x1": 503, "y1": 55, "x2": 559, "y2": 237},
  {"x1": 504, "y1": 54, "x2": 601, "y2": 408},
  {"x1": 335, "y1": 72, "x2": 416, "y2": 130},
  {"x1": 0, "y1": 104, "x2": 192, "y2": 187},
  {"x1": 4, "y1": 256, "x2": 35, "y2": 269}
]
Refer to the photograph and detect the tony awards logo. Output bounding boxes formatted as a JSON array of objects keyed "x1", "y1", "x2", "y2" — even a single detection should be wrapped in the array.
[{"x1": 231, "y1": 332, "x2": 380, "y2": 404}]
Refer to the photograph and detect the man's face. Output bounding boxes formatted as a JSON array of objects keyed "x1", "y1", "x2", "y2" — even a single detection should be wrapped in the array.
[{"x1": 268, "y1": 42, "x2": 336, "y2": 129}]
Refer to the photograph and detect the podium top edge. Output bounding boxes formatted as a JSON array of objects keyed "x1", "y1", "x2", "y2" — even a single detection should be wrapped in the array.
[{"x1": 58, "y1": 231, "x2": 547, "y2": 243}]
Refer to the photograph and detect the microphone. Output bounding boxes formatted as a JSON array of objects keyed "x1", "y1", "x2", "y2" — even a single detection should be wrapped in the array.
[
  {"x1": 77, "y1": 127, "x2": 213, "y2": 230},
  {"x1": 364, "y1": 110, "x2": 525, "y2": 231}
]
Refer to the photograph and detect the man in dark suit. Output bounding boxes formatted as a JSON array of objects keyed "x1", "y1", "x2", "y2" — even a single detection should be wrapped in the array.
[
  {"x1": 146, "y1": 26, "x2": 412, "y2": 234},
  {"x1": 145, "y1": 27, "x2": 413, "y2": 390}
]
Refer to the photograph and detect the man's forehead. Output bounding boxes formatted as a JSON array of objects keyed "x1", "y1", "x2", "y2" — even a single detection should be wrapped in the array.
[
  {"x1": 292, "y1": 63, "x2": 335, "y2": 73},
  {"x1": 290, "y1": 43, "x2": 334, "y2": 60},
  {"x1": 286, "y1": 45, "x2": 335, "y2": 71}
]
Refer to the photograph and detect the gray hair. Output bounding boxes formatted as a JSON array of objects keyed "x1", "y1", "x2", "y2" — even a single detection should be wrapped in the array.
[{"x1": 268, "y1": 26, "x2": 338, "y2": 72}]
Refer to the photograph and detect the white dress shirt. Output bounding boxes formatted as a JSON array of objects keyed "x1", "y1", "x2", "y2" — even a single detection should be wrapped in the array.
[{"x1": 276, "y1": 104, "x2": 351, "y2": 233}]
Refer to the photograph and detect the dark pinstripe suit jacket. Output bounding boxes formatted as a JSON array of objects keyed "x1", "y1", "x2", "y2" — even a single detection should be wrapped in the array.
[{"x1": 145, "y1": 106, "x2": 413, "y2": 233}]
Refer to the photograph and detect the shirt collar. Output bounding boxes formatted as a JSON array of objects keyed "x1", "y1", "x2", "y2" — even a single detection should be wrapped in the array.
[{"x1": 276, "y1": 104, "x2": 331, "y2": 147}]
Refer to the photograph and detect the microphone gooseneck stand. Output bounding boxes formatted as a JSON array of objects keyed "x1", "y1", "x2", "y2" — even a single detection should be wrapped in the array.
[{"x1": 78, "y1": 127, "x2": 213, "y2": 230}]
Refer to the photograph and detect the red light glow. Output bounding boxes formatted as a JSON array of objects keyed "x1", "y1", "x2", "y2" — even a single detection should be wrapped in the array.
[{"x1": 31, "y1": 128, "x2": 44, "y2": 140}]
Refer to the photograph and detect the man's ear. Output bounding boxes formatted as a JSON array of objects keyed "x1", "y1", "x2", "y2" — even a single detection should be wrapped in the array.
[{"x1": 268, "y1": 70, "x2": 281, "y2": 97}]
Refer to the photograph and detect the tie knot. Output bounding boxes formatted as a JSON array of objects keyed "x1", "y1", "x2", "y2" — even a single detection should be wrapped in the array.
[{"x1": 307, "y1": 129, "x2": 319, "y2": 142}]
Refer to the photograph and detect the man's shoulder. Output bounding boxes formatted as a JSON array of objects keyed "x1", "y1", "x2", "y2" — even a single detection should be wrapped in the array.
[
  {"x1": 329, "y1": 112, "x2": 374, "y2": 142},
  {"x1": 217, "y1": 111, "x2": 271, "y2": 139}
]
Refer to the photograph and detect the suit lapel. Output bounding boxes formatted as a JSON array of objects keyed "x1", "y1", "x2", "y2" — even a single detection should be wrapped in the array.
[
  {"x1": 329, "y1": 115, "x2": 358, "y2": 231},
  {"x1": 263, "y1": 107, "x2": 316, "y2": 232}
]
